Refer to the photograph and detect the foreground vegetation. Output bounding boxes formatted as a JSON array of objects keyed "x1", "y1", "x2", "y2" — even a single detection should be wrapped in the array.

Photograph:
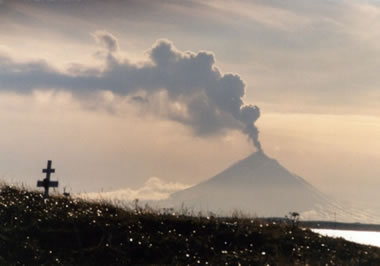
[{"x1": 0, "y1": 186, "x2": 379, "y2": 265}]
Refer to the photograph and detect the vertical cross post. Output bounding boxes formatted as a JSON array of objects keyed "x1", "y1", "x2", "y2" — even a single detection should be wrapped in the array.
[{"x1": 37, "y1": 160, "x2": 59, "y2": 197}]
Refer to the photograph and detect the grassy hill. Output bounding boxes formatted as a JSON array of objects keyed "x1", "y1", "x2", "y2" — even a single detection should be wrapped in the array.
[{"x1": 0, "y1": 185, "x2": 379, "y2": 265}]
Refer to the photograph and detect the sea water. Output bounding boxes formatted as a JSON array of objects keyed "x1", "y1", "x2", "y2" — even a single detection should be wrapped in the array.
[{"x1": 312, "y1": 229, "x2": 380, "y2": 248}]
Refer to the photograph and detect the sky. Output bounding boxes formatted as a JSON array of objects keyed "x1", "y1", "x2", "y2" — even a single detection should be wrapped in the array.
[{"x1": 1, "y1": 0, "x2": 380, "y2": 212}]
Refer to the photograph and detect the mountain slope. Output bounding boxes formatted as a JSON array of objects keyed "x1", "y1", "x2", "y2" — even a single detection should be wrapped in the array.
[{"x1": 166, "y1": 151, "x2": 332, "y2": 217}]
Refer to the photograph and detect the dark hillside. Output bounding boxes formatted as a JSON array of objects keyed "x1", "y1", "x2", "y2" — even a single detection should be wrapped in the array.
[{"x1": 0, "y1": 186, "x2": 379, "y2": 265}]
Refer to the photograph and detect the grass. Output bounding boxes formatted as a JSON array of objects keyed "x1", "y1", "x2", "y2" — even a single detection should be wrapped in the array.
[{"x1": 0, "y1": 185, "x2": 379, "y2": 265}]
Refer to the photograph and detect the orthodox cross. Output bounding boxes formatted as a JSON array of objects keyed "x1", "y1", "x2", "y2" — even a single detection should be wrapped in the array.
[{"x1": 37, "y1": 160, "x2": 59, "y2": 197}]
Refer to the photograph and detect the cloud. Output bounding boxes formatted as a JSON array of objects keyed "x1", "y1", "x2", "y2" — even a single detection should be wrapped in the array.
[
  {"x1": 0, "y1": 32, "x2": 262, "y2": 150},
  {"x1": 82, "y1": 177, "x2": 191, "y2": 201},
  {"x1": 5, "y1": 0, "x2": 380, "y2": 114},
  {"x1": 93, "y1": 30, "x2": 119, "y2": 53},
  {"x1": 202, "y1": 0, "x2": 313, "y2": 31}
]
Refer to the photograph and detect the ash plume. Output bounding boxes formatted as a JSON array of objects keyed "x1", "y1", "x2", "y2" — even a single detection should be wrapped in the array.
[
  {"x1": 93, "y1": 31, "x2": 119, "y2": 53},
  {"x1": 0, "y1": 32, "x2": 262, "y2": 150}
]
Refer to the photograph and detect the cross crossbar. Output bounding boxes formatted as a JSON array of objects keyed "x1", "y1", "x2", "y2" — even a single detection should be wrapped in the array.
[
  {"x1": 37, "y1": 180, "x2": 58, "y2": 188},
  {"x1": 43, "y1": 168, "x2": 55, "y2": 174}
]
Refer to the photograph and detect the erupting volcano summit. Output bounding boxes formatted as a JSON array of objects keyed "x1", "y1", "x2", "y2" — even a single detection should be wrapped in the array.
[{"x1": 166, "y1": 151, "x2": 333, "y2": 218}]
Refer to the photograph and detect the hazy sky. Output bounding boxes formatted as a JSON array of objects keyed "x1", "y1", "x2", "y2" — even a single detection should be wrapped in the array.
[{"x1": 1, "y1": 0, "x2": 380, "y2": 211}]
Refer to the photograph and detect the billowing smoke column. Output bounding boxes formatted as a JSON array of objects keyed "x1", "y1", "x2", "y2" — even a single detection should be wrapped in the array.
[
  {"x1": 0, "y1": 31, "x2": 262, "y2": 151},
  {"x1": 241, "y1": 106, "x2": 261, "y2": 151}
]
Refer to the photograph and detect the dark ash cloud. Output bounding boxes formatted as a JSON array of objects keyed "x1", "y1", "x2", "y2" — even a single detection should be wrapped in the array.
[{"x1": 0, "y1": 32, "x2": 262, "y2": 150}]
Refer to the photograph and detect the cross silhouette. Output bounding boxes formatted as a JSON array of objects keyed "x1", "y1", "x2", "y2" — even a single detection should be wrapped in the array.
[{"x1": 37, "y1": 160, "x2": 59, "y2": 197}]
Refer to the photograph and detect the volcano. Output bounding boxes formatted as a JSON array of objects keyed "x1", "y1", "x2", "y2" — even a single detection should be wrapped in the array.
[{"x1": 166, "y1": 151, "x2": 332, "y2": 217}]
